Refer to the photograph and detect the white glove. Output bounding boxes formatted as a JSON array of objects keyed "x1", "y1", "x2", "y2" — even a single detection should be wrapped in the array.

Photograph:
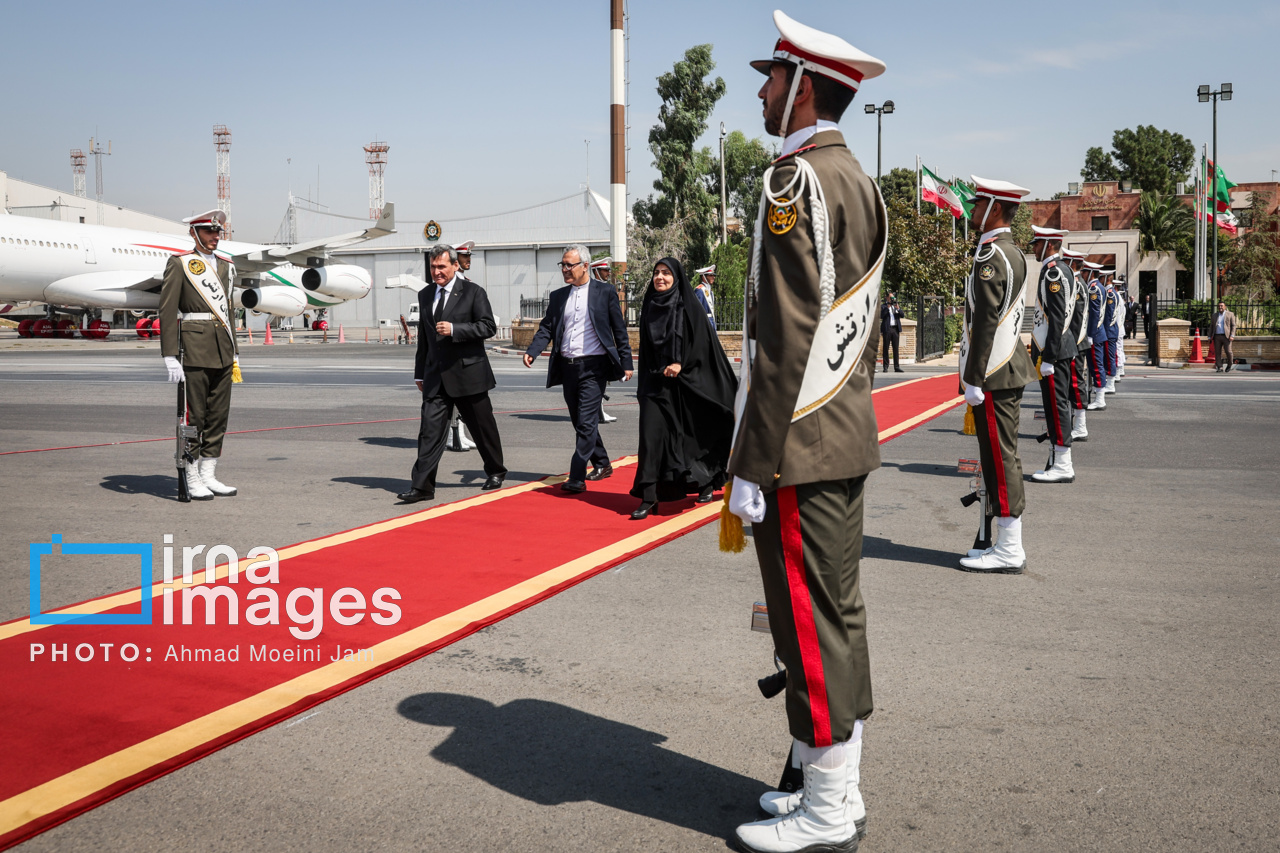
[
  {"x1": 164, "y1": 356, "x2": 184, "y2": 384},
  {"x1": 1040, "y1": 361, "x2": 1056, "y2": 377},
  {"x1": 964, "y1": 384, "x2": 985, "y2": 407},
  {"x1": 728, "y1": 476, "x2": 767, "y2": 524},
  {"x1": 1085, "y1": 336, "x2": 1093, "y2": 347}
]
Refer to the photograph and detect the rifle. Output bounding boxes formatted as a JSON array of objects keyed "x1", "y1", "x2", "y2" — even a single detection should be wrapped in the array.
[
  {"x1": 174, "y1": 346, "x2": 200, "y2": 503},
  {"x1": 958, "y1": 458, "x2": 992, "y2": 552},
  {"x1": 751, "y1": 603, "x2": 805, "y2": 797}
]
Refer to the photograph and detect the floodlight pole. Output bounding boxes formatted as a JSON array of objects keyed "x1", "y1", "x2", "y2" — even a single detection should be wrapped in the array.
[
  {"x1": 864, "y1": 101, "x2": 894, "y2": 186},
  {"x1": 719, "y1": 122, "x2": 728, "y2": 246},
  {"x1": 1199, "y1": 82, "x2": 1232, "y2": 303}
]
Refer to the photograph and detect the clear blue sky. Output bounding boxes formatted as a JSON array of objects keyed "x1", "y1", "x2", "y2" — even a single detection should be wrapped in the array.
[{"x1": 2, "y1": 0, "x2": 1276, "y2": 241}]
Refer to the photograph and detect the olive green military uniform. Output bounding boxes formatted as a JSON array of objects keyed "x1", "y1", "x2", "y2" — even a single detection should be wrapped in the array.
[
  {"x1": 729, "y1": 130, "x2": 883, "y2": 747},
  {"x1": 160, "y1": 253, "x2": 237, "y2": 458},
  {"x1": 961, "y1": 230, "x2": 1037, "y2": 518}
]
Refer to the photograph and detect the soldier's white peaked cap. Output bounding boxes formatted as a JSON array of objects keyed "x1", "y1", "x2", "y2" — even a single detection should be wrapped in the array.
[
  {"x1": 1032, "y1": 226, "x2": 1067, "y2": 241},
  {"x1": 695, "y1": 265, "x2": 716, "y2": 275},
  {"x1": 1062, "y1": 249, "x2": 1087, "y2": 259},
  {"x1": 589, "y1": 257, "x2": 612, "y2": 269},
  {"x1": 183, "y1": 209, "x2": 227, "y2": 229},
  {"x1": 455, "y1": 241, "x2": 475, "y2": 255},
  {"x1": 971, "y1": 176, "x2": 1031, "y2": 202},
  {"x1": 750, "y1": 10, "x2": 885, "y2": 92}
]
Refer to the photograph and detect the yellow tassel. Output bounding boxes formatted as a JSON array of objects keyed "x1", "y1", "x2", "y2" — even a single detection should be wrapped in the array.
[
  {"x1": 962, "y1": 404, "x2": 976, "y2": 435},
  {"x1": 719, "y1": 481, "x2": 747, "y2": 553},
  {"x1": 231, "y1": 360, "x2": 243, "y2": 384}
]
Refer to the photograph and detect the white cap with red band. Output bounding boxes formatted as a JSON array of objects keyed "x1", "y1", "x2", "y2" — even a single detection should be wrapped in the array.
[
  {"x1": 970, "y1": 176, "x2": 1031, "y2": 203},
  {"x1": 1032, "y1": 226, "x2": 1067, "y2": 241},
  {"x1": 183, "y1": 209, "x2": 227, "y2": 230},
  {"x1": 455, "y1": 241, "x2": 475, "y2": 255},
  {"x1": 750, "y1": 10, "x2": 886, "y2": 93},
  {"x1": 1062, "y1": 249, "x2": 1087, "y2": 260}
]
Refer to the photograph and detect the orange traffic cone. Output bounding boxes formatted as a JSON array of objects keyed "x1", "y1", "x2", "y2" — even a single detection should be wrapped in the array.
[
  {"x1": 264, "y1": 324, "x2": 274, "y2": 345},
  {"x1": 1206, "y1": 336, "x2": 1216, "y2": 365},
  {"x1": 247, "y1": 326, "x2": 253, "y2": 344},
  {"x1": 338, "y1": 324, "x2": 346, "y2": 343},
  {"x1": 364, "y1": 328, "x2": 369, "y2": 343},
  {"x1": 1189, "y1": 329, "x2": 1203, "y2": 363},
  {"x1": 289, "y1": 331, "x2": 294, "y2": 344}
]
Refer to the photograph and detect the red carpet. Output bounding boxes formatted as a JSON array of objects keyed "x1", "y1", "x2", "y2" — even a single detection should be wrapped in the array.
[{"x1": 0, "y1": 373, "x2": 960, "y2": 849}]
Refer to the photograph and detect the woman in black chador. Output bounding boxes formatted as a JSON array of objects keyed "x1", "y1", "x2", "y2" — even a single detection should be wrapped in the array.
[{"x1": 629, "y1": 257, "x2": 737, "y2": 519}]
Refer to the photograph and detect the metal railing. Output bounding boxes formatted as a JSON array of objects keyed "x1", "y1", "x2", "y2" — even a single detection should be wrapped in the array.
[
  {"x1": 1155, "y1": 298, "x2": 1280, "y2": 336},
  {"x1": 519, "y1": 296, "x2": 550, "y2": 322}
]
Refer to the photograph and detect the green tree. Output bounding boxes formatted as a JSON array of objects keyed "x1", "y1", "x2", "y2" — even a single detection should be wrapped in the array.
[
  {"x1": 1080, "y1": 126, "x2": 1195, "y2": 195},
  {"x1": 878, "y1": 166, "x2": 917, "y2": 208},
  {"x1": 1225, "y1": 190, "x2": 1280, "y2": 301},
  {"x1": 708, "y1": 241, "x2": 749, "y2": 315},
  {"x1": 882, "y1": 196, "x2": 971, "y2": 305},
  {"x1": 633, "y1": 44, "x2": 726, "y2": 267},
  {"x1": 1137, "y1": 191, "x2": 1194, "y2": 257},
  {"x1": 1011, "y1": 203, "x2": 1033, "y2": 252}
]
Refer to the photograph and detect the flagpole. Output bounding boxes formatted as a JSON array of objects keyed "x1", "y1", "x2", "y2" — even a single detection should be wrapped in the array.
[
  {"x1": 1193, "y1": 151, "x2": 1201, "y2": 300},
  {"x1": 915, "y1": 154, "x2": 921, "y2": 214}
]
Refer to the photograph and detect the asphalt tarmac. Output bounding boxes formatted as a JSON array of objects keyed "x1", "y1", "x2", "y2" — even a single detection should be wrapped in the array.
[{"x1": 2, "y1": 340, "x2": 1278, "y2": 852}]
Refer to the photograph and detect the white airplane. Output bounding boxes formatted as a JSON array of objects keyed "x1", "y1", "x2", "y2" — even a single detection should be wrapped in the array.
[{"x1": 0, "y1": 203, "x2": 394, "y2": 338}]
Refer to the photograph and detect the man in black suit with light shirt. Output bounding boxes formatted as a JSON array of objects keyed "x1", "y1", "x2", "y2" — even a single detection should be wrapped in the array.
[
  {"x1": 397, "y1": 244, "x2": 507, "y2": 503},
  {"x1": 523, "y1": 244, "x2": 633, "y2": 493}
]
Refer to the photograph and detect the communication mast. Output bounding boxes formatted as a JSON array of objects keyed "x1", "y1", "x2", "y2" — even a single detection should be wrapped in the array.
[
  {"x1": 70, "y1": 149, "x2": 87, "y2": 198},
  {"x1": 88, "y1": 137, "x2": 111, "y2": 225},
  {"x1": 214, "y1": 125, "x2": 232, "y2": 232},
  {"x1": 364, "y1": 140, "x2": 389, "y2": 219}
]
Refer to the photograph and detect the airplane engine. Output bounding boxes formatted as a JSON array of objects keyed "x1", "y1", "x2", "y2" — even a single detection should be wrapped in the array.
[
  {"x1": 301, "y1": 265, "x2": 372, "y2": 300},
  {"x1": 236, "y1": 285, "x2": 307, "y2": 317}
]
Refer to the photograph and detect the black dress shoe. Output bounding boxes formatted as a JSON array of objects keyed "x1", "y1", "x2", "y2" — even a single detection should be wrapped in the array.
[
  {"x1": 481, "y1": 475, "x2": 505, "y2": 491},
  {"x1": 586, "y1": 465, "x2": 613, "y2": 481},
  {"x1": 894, "y1": 367, "x2": 905, "y2": 372},
  {"x1": 561, "y1": 479, "x2": 587, "y2": 494},
  {"x1": 631, "y1": 501, "x2": 656, "y2": 520},
  {"x1": 396, "y1": 488, "x2": 434, "y2": 503},
  {"x1": 696, "y1": 485, "x2": 716, "y2": 504}
]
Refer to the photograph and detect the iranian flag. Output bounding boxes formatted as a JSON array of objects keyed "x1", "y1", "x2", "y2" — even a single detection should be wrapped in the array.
[
  {"x1": 921, "y1": 165, "x2": 970, "y2": 218},
  {"x1": 951, "y1": 179, "x2": 976, "y2": 219},
  {"x1": 1209, "y1": 159, "x2": 1237, "y2": 213}
]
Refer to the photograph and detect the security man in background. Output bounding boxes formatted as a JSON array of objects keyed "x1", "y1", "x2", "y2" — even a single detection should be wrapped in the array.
[
  {"x1": 589, "y1": 257, "x2": 621, "y2": 424},
  {"x1": 1029, "y1": 227, "x2": 1077, "y2": 484},
  {"x1": 728, "y1": 11, "x2": 887, "y2": 851},
  {"x1": 445, "y1": 240, "x2": 480, "y2": 452},
  {"x1": 1084, "y1": 262, "x2": 1108, "y2": 411},
  {"x1": 880, "y1": 290, "x2": 906, "y2": 372},
  {"x1": 693, "y1": 264, "x2": 717, "y2": 329},
  {"x1": 1061, "y1": 250, "x2": 1091, "y2": 441},
  {"x1": 957, "y1": 176, "x2": 1037, "y2": 573},
  {"x1": 160, "y1": 209, "x2": 240, "y2": 501}
]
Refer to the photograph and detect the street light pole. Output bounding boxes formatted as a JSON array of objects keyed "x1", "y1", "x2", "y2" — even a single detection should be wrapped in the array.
[
  {"x1": 863, "y1": 100, "x2": 894, "y2": 186},
  {"x1": 1198, "y1": 82, "x2": 1232, "y2": 303},
  {"x1": 719, "y1": 122, "x2": 727, "y2": 247}
]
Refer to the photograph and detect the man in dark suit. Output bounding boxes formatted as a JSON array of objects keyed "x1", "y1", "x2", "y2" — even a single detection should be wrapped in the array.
[
  {"x1": 522, "y1": 244, "x2": 633, "y2": 492},
  {"x1": 397, "y1": 245, "x2": 507, "y2": 503},
  {"x1": 879, "y1": 292, "x2": 905, "y2": 372}
]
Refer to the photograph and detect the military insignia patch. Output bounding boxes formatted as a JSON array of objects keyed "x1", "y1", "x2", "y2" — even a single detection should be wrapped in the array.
[
  {"x1": 1091, "y1": 294, "x2": 1099, "y2": 301},
  {"x1": 978, "y1": 264, "x2": 995, "y2": 281},
  {"x1": 1049, "y1": 283, "x2": 1061, "y2": 293},
  {"x1": 768, "y1": 199, "x2": 797, "y2": 235},
  {"x1": 188, "y1": 259, "x2": 207, "y2": 275}
]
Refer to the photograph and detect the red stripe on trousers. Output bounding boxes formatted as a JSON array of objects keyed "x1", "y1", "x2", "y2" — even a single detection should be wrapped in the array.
[
  {"x1": 1070, "y1": 361, "x2": 1084, "y2": 408},
  {"x1": 777, "y1": 485, "x2": 833, "y2": 747},
  {"x1": 983, "y1": 401, "x2": 1011, "y2": 516},
  {"x1": 1046, "y1": 373, "x2": 1063, "y2": 444}
]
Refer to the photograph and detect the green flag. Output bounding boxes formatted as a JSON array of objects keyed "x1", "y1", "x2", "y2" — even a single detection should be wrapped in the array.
[{"x1": 950, "y1": 180, "x2": 976, "y2": 220}]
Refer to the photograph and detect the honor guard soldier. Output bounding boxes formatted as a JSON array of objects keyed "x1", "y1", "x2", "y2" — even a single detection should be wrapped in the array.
[
  {"x1": 589, "y1": 258, "x2": 621, "y2": 424},
  {"x1": 1029, "y1": 227, "x2": 1077, "y2": 483},
  {"x1": 957, "y1": 176, "x2": 1037, "y2": 573},
  {"x1": 1061, "y1": 249, "x2": 1090, "y2": 440},
  {"x1": 728, "y1": 11, "x2": 887, "y2": 852},
  {"x1": 160, "y1": 210, "x2": 240, "y2": 500},
  {"x1": 1113, "y1": 275, "x2": 1128, "y2": 380},
  {"x1": 447, "y1": 241, "x2": 479, "y2": 451},
  {"x1": 1084, "y1": 262, "x2": 1108, "y2": 411},
  {"x1": 1101, "y1": 269, "x2": 1120, "y2": 394},
  {"x1": 693, "y1": 264, "x2": 718, "y2": 329}
]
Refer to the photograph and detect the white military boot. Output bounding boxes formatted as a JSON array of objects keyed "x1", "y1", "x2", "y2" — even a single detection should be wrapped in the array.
[
  {"x1": 185, "y1": 461, "x2": 214, "y2": 501},
  {"x1": 1104, "y1": 376, "x2": 1116, "y2": 394},
  {"x1": 1031, "y1": 446, "x2": 1074, "y2": 483},
  {"x1": 198, "y1": 458, "x2": 237, "y2": 496},
  {"x1": 1087, "y1": 386, "x2": 1106, "y2": 410},
  {"x1": 759, "y1": 738, "x2": 867, "y2": 840},
  {"x1": 959, "y1": 517, "x2": 1025, "y2": 574},
  {"x1": 737, "y1": 761, "x2": 859, "y2": 853},
  {"x1": 600, "y1": 402, "x2": 618, "y2": 423},
  {"x1": 458, "y1": 421, "x2": 477, "y2": 450},
  {"x1": 1070, "y1": 409, "x2": 1088, "y2": 441}
]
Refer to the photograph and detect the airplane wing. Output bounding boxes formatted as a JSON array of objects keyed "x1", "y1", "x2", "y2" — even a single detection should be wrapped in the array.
[
  {"x1": 231, "y1": 203, "x2": 396, "y2": 273},
  {"x1": 43, "y1": 270, "x2": 162, "y2": 309},
  {"x1": 385, "y1": 273, "x2": 430, "y2": 292}
]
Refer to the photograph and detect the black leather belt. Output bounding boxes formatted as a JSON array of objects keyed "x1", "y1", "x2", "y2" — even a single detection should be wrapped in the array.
[{"x1": 561, "y1": 354, "x2": 607, "y2": 364}]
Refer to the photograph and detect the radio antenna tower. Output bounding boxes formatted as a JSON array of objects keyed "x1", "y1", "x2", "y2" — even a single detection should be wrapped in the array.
[
  {"x1": 88, "y1": 136, "x2": 111, "y2": 225},
  {"x1": 70, "y1": 149, "x2": 87, "y2": 198},
  {"x1": 214, "y1": 125, "x2": 232, "y2": 231},
  {"x1": 364, "y1": 139, "x2": 389, "y2": 219}
]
